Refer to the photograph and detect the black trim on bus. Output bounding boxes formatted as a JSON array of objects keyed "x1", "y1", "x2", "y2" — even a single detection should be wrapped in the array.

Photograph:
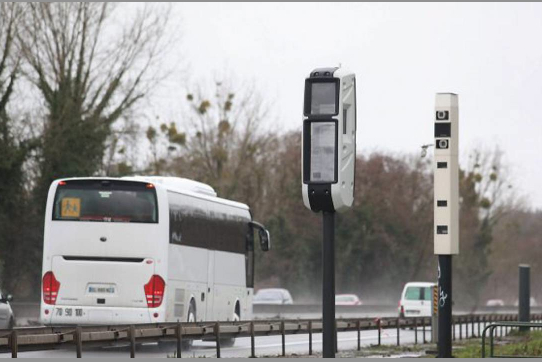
[{"x1": 62, "y1": 256, "x2": 145, "y2": 263}]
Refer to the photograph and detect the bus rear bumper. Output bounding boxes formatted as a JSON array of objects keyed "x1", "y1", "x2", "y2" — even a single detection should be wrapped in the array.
[{"x1": 40, "y1": 305, "x2": 159, "y2": 325}]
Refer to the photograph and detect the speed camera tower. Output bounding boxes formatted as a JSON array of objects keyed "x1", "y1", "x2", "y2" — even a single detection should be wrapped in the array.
[
  {"x1": 434, "y1": 93, "x2": 459, "y2": 358},
  {"x1": 302, "y1": 67, "x2": 357, "y2": 358}
]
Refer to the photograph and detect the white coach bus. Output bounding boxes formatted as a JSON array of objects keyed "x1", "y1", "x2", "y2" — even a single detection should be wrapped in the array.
[{"x1": 40, "y1": 176, "x2": 270, "y2": 331}]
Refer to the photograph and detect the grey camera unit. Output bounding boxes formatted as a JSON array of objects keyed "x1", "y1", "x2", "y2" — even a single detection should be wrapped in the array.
[{"x1": 302, "y1": 67, "x2": 357, "y2": 213}]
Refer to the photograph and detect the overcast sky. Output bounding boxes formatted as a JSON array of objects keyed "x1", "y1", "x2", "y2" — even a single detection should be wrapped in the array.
[{"x1": 142, "y1": 3, "x2": 542, "y2": 210}]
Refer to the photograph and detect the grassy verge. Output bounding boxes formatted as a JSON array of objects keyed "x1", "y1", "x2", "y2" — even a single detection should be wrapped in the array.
[{"x1": 454, "y1": 330, "x2": 542, "y2": 358}]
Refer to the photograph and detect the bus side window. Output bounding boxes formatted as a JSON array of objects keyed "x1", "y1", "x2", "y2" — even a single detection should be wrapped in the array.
[{"x1": 246, "y1": 225, "x2": 255, "y2": 288}]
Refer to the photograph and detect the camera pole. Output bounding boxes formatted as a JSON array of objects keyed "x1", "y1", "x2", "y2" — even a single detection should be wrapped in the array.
[
  {"x1": 322, "y1": 211, "x2": 336, "y2": 358},
  {"x1": 433, "y1": 93, "x2": 459, "y2": 358},
  {"x1": 302, "y1": 68, "x2": 357, "y2": 359},
  {"x1": 437, "y1": 255, "x2": 452, "y2": 358}
]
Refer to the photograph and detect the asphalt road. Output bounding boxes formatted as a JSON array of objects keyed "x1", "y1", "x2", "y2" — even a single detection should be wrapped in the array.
[{"x1": 1, "y1": 327, "x2": 427, "y2": 358}]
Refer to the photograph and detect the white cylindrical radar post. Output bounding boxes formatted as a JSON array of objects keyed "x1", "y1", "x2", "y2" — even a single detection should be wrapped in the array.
[
  {"x1": 434, "y1": 93, "x2": 459, "y2": 255},
  {"x1": 302, "y1": 67, "x2": 357, "y2": 213}
]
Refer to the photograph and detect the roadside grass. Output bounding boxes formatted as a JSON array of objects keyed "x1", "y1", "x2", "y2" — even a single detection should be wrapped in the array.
[
  {"x1": 454, "y1": 330, "x2": 542, "y2": 358},
  {"x1": 344, "y1": 343, "x2": 432, "y2": 358}
]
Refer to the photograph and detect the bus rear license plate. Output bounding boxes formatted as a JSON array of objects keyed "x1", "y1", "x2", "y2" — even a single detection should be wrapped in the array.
[{"x1": 88, "y1": 285, "x2": 116, "y2": 294}]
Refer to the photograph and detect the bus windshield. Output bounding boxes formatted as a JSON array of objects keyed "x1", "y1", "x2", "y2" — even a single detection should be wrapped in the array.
[{"x1": 52, "y1": 180, "x2": 158, "y2": 223}]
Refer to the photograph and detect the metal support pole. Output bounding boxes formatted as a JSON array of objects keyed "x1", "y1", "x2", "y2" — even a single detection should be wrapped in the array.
[
  {"x1": 308, "y1": 320, "x2": 313, "y2": 356},
  {"x1": 75, "y1": 326, "x2": 83, "y2": 358},
  {"x1": 437, "y1": 255, "x2": 452, "y2": 358},
  {"x1": 357, "y1": 320, "x2": 361, "y2": 351},
  {"x1": 396, "y1": 318, "x2": 400, "y2": 346},
  {"x1": 452, "y1": 317, "x2": 455, "y2": 341},
  {"x1": 250, "y1": 322, "x2": 256, "y2": 358},
  {"x1": 176, "y1": 322, "x2": 182, "y2": 358},
  {"x1": 129, "y1": 325, "x2": 136, "y2": 358},
  {"x1": 414, "y1": 318, "x2": 418, "y2": 345},
  {"x1": 490, "y1": 326, "x2": 495, "y2": 357},
  {"x1": 215, "y1": 322, "x2": 221, "y2": 358},
  {"x1": 377, "y1": 319, "x2": 381, "y2": 346},
  {"x1": 423, "y1": 318, "x2": 426, "y2": 344},
  {"x1": 335, "y1": 320, "x2": 338, "y2": 353},
  {"x1": 322, "y1": 211, "x2": 336, "y2": 358},
  {"x1": 10, "y1": 330, "x2": 18, "y2": 358},
  {"x1": 519, "y1": 265, "x2": 530, "y2": 332},
  {"x1": 280, "y1": 321, "x2": 286, "y2": 357}
]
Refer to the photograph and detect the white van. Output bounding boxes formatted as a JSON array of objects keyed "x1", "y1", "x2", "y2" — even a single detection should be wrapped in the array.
[{"x1": 398, "y1": 282, "x2": 436, "y2": 318}]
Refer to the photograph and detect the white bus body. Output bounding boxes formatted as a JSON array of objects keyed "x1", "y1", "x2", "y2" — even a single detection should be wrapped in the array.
[{"x1": 40, "y1": 177, "x2": 267, "y2": 326}]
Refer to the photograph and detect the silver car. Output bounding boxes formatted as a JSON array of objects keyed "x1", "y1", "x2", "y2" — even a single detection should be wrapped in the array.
[
  {"x1": 0, "y1": 290, "x2": 15, "y2": 329},
  {"x1": 253, "y1": 288, "x2": 294, "y2": 305}
]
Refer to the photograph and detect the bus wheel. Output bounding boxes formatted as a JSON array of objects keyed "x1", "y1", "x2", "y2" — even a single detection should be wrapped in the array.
[
  {"x1": 181, "y1": 301, "x2": 196, "y2": 350},
  {"x1": 220, "y1": 304, "x2": 240, "y2": 348}
]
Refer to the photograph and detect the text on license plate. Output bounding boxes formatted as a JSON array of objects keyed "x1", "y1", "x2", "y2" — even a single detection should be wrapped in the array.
[{"x1": 88, "y1": 286, "x2": 116, "y2": 293}]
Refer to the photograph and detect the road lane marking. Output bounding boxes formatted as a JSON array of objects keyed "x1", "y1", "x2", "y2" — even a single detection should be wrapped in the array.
[{"x1": 194, "y1": 333, "x2": 400, "y2": 353}]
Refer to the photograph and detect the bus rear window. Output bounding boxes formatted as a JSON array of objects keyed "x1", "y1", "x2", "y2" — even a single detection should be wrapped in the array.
[{"x1": 53, "y1": 180, "x2": 158, "y2": 223}]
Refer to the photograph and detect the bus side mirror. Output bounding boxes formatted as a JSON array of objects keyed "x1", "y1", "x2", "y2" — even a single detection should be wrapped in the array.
[
  {"x1": 250, "y1": 221, "x2": 271, "y2": 252},
  {"x1": 259, "y1": 228, "x2": 271, "y2": 252}
]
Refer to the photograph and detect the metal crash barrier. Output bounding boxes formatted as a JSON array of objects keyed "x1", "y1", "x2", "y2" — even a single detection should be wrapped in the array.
[{"x1": 0, "y1": 313, "x2": 537, "y2": 358}]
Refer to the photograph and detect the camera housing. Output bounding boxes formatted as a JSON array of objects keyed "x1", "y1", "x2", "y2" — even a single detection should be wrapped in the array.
[
  {"x1": 436, "y1": 110, "x2": 449, "y2": 120},
  {"x1": 436, "y1": 139, "x2": 449, "y2": 149},
  {"x1": 302, "y1": 67, "x2": 357, "y2": 213},
  {"x1": 434, "y1": 93, "x2": 458, "y2": 255}
]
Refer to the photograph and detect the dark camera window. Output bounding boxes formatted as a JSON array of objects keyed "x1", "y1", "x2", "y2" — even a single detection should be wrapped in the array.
[
  {"x1": 437, "y1": 225, "x2": 448, "y2": 235},
  {"x1": 310, "y1": 82, "x2": 337, "y2": 115},
  {"x1": 435, "y1": 123, "x2": 451, "y2": 138},
  {"x1": 436, "y1": 139, "x2": 449, "y2": 149},
  {"x1": 437, "y1": 162, "x2": 448, "y2": 169},
  {"x1": 436, "y1": 110, "x2": 449, "y2": 120}
]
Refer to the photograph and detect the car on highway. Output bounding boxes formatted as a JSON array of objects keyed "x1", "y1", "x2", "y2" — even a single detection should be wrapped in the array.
[
  {"x1": 398, "y1": 282, "x2": 436, "y2": 318},
  {"x1": 253, "y1": 288, "x2": 293, "y2": 305},
  {"x1": 0, "y1": 289, "x2": 15, "y2": 329},
  {"x1": 486, "y1": 299, "x2": 505, "y2": 307},
  {"x1": 335, "y1": 294, "x2": 362, "y2": 306}
]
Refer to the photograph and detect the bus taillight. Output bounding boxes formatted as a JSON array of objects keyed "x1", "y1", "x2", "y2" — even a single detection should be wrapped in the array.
[
  {"x1": 42, "y1": 271, "x2": 60, "y2": 305},
  {"x1": 144, "y1": 275, "x2": 165, "y2": 308}
]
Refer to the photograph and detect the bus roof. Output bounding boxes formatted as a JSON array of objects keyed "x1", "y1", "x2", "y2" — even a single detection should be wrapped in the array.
[{"x1": 53, "y1": 177, "x2": 250, "y2": 212}]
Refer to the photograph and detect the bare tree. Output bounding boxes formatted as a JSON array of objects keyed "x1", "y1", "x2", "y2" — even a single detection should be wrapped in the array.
[
  {"x1": 455, "y1": 146, "x2": 521, "y2": 310},
  {"x1": 17, "y1": 2, "x2": 171, "y2": 200},
  {"x1": 0, "y1": 3, "x2": 20, "y2": 113},
  {"x1": 164, "y1": 80, "x2": 278, "y2": 218},
  {"x1": 0, "y1": 3, "x2": 38, "y2": 295}
]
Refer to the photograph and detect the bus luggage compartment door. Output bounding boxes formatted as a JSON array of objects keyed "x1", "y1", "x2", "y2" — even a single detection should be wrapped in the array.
[{"x1": 51, "y1": 255, "x2": 154, "y2": 308}]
